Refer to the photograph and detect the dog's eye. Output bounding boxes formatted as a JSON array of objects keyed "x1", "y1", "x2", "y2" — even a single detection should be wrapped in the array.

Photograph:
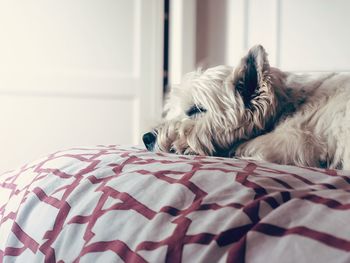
[{"x1": 186, "y1": 105, "x2": 207, "y2": 117}]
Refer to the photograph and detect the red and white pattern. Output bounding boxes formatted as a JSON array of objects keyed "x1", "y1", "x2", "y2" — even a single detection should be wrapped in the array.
[{"x1": 1, "y1": 145, "x2": 350, "y2": 262}]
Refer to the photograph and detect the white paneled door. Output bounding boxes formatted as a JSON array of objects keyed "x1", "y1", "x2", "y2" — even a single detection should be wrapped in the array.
[
  {"x1": 225, "y1": 0, "x2": 350, "y2": 72},
  {"x1": 0, "y1": 0, "x2": 163, "y2": 172}
]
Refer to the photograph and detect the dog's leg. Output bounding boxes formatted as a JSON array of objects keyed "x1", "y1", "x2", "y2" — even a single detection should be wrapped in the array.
[{"x1": 235, "y1": 126, "x2": 326, "y2": 167}]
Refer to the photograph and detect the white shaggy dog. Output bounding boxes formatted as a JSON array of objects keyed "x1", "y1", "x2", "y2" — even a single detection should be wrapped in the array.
[{"x1": 143, "y1": 45, "x2": 350, "y2": 169}]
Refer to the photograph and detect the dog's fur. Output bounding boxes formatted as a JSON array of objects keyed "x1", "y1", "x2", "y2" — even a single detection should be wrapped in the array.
[{"x1": 143, "y1": 45, "x2": 350, "y2": 169}]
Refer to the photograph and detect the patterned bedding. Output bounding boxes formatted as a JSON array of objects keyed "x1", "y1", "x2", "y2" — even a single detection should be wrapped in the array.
[{"x1": 1, "y1": 145, "x2": 350, "y2": 263}]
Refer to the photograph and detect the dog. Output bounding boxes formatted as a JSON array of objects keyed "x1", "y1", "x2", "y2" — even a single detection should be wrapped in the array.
[{"x1": 143, "y1": 45, "x2": 350, "y2": 170}]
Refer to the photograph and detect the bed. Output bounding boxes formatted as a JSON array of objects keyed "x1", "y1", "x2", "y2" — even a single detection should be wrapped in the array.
[{"x1": 1, "y1": 145, "x2": 350, "y2": 262}]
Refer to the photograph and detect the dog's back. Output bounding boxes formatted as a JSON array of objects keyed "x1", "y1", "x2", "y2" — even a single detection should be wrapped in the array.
[{"x1": 238, "y1": 72, "x2": 350, "y2": 169}]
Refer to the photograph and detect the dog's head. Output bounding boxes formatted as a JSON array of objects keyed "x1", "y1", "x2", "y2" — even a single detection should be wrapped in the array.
[{"x1": 143, "y1": 45, "x2": 280, "y2": 156}]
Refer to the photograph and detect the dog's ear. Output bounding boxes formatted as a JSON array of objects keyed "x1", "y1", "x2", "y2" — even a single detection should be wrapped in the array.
[{"x1": 233, "y1": 45, "x2": 270, "y2": 105}]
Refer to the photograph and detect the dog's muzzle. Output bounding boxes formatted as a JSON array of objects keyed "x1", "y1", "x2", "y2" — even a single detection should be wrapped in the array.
[{"x1": 142, "y1": 132, "x2": 157, "y2": 151}]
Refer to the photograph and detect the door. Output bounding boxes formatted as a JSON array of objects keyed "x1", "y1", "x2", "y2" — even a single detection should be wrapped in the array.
[
  {"x1": 232, "y1": 0, "x2": 350, "y2": 71},
  {"x1": 0, "y1": 0, "x2": 163, "y2": 172},
  {"x1": 195, "y1": 0, "x2": 350, "y2": 72}
]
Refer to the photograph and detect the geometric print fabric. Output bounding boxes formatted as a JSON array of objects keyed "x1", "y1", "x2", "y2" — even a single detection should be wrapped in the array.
[{"x1": 1, "y1": 145, "x2": 350, "y2": 262}]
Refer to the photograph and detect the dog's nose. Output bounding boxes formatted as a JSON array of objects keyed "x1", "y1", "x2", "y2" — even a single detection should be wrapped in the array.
[{"x1": 143, "y1": 132, "x2": 156, "y2": 151}]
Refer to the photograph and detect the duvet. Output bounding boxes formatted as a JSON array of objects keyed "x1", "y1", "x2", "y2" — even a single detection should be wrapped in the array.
[{"x1": 1, "y1": 145, "x2": 350, "y2": 262}]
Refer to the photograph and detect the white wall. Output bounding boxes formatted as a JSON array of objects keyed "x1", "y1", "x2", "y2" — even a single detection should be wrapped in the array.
[
  {"x1": 196, "y1": 0, "x2": 350, "y2": 72},
  {"x1": 196, "y1": 0, "x2": 229, "y2": 67}
]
